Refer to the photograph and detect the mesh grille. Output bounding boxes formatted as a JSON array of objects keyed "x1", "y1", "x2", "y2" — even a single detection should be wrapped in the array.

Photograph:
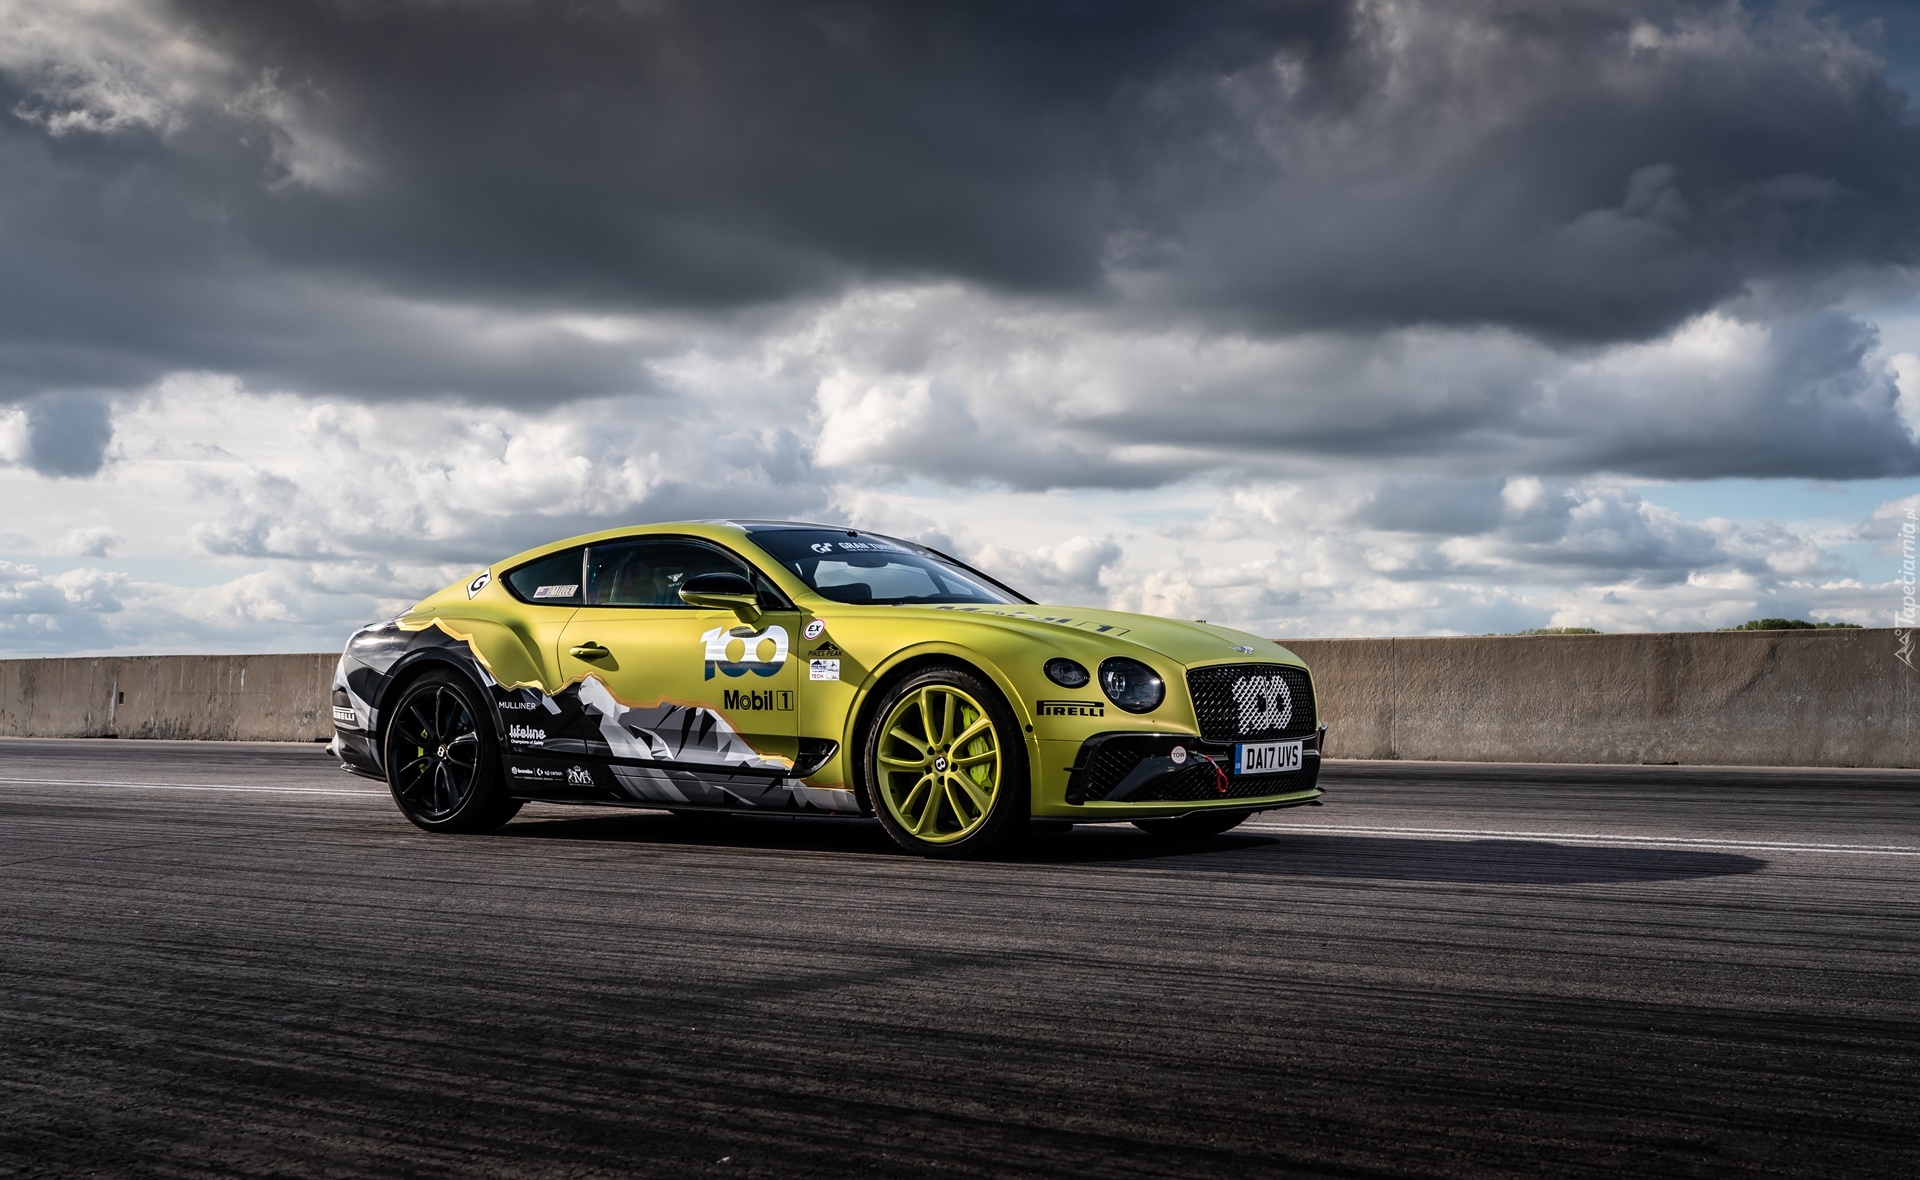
[
  {"x1": 1068, "y1": 736, "x2": 1318, "y2": 804},
  {"x1": 1185, "y1": 664, "x2": 1316, "y2": 743},
  {"x1": 1070, "y1": 742, "x2": 1141, "y2": 804}
]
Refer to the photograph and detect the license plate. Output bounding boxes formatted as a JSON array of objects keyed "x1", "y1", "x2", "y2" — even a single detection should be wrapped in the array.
[{"x1": 1234, "y1": 740, "x2": 1302, "y2": 775}]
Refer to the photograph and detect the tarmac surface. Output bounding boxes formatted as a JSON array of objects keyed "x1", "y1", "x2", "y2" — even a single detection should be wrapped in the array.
[{"x1": 0, "y1": 737, "x2": 1915, "y2": 1178}]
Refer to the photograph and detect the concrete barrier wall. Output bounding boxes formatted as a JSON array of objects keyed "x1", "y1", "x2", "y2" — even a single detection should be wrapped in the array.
[
  {"x1": 0, "y1": 653, "x2": 336, "y2": 742},
  {"x1": 1279, "y1": 629, "x2": 1914, "y2": 768},
  {"x1": 0, "y1": 630, "x2": 1911, "y2": 767}
]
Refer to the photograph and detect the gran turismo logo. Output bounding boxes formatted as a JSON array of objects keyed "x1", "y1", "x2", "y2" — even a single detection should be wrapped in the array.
[
  {"x1": 811, "y1": 542, "x2": 834, "y2": 553},
  {"x1": 1231, "y1": 675, "x2": 1293, "y2": 733}
]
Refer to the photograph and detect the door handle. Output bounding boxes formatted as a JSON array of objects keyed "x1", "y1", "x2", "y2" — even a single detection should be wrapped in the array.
[{"x1": 569, "y1": 642, "x2": 611, "y2": 660}]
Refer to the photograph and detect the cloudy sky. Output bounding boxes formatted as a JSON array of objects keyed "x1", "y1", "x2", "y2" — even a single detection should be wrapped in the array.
[{"x1": 2, "y1": 0, "x2": 1918, "y2": 654}]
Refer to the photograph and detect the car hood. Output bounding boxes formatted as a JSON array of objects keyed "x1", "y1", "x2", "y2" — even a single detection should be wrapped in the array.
[{"x1": 874, "y1": 603, "x2": 1305, "y2": 668}]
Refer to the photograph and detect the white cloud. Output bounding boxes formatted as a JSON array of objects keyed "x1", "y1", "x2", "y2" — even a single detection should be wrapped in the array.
[
  {"x1": 770, "y1": 288, "x2": 1919, "y2": 487},
  {"x1": 1889, "y1": 353, "x2": 1920, "y2": 434},
  {"x1": 55, "y1": 526, "x2": 121, "y2": 557},
  {"x1": 0, "y1": 281, "x2": 1906, "y2": 653},
  {"x1": 971, "y1": 534, "x2": 1124, "y2": 605}
]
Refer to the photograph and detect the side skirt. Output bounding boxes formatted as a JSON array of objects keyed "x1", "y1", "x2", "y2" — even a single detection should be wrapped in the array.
[{"x1": 502, "y1": 751, "x2": 860, "y2": 814}]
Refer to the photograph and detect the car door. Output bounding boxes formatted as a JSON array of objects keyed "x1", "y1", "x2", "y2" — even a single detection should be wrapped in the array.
[{"x1": 555, "y1": 536, "x2": 800, "y2": 805}]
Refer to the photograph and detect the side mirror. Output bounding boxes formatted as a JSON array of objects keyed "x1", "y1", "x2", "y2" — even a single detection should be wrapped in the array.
[{"x1": 678, "y1": 571, "x2": 763, "y2": 629}]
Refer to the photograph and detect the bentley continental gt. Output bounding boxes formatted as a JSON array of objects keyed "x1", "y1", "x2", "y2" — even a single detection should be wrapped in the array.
[{"x1": 329, "y1": 520, "x2": 1324, "y2": 857}]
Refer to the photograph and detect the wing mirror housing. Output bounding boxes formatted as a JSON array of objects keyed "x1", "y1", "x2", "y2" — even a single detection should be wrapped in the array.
[{"x1": 678, "y1": 571, "x2": 763, "y2": 630}]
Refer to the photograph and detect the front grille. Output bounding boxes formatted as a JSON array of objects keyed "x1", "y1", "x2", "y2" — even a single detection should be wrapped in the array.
[
  {"x1": 1185, "y1": 663, "x2": 1316, "y2": 743},
  {"x1": 1067, "y1": 733, "x2": 1319, "y2": 804}
]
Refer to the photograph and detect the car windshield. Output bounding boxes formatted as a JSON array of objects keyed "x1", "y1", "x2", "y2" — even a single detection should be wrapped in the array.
[{"x1": 745, "y1": 528, "x2": 1028, "y2": 606}]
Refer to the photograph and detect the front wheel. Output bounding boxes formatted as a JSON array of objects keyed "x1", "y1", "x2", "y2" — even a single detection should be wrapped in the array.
[
  {"x1": 863, "y1": 665, "x2": 1028, "y2": 858},
  {"x1": 1132, "y1": 811, "x2": 1251, "y2": 839},
  {"x1": 382, "y1": 671, "x2": 521, "y2": 834}
]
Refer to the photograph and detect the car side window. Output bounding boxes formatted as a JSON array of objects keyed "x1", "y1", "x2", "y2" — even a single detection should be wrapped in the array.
[
  {"x1": 812, "y1": 558, "x2": 947, "y2": 603},
  {"x1": 584, "y1": 539, "x2": 754, "y2": 608},
  {"x1": 503, "y1": 547, "x2": 585, "y2": 605}
]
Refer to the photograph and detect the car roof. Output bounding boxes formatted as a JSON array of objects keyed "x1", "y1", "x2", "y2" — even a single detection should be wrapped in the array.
[{"x1": 698, "y1": 519, "x2": 853, "y2": 531}]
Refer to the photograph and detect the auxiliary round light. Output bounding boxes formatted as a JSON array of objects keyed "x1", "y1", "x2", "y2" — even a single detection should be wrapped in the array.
[
  {"x1": 1098, "y1": 657, "x2": 1164, "y2": 714},
  {"x1": 1044, "y1": 658, "x2": 1090, "y2": 689}
]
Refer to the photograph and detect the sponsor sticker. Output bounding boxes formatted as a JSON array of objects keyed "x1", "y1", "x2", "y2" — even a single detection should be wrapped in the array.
[
  {"x1": 331, "y1": 705, "x2": 358, "y2": 726},
  {"x1": 809, "y1": 658, "x2": 841, "y2": 682},
  {"x1": 566, "y1": 765, "x2": 594, "y2": 787},
  {"x1": 723, "y1": 688, "x2": 794, "y2": 711},
  {"x1": 1036, "y1": 699, "x2": 1103, "y2": 717},
  {"x1": 467, "y1": 569, "x2": 491, "y2": 598},
  {"x1": 533, "y1": 584, "x2": 578, "y2": 599},
  {"x1": 803, "y1": 619, "x2": 826, "y2": 640},
  {"x1": 702, "y1": 624, "x2": 790, "y2": 680},
  {"x1": 810, "y1": 639, "x2": 842, "y2": 657},
  {"x1": 1170, "y1": 745, "x2": 1188, "y2": 764},
  {"x1": 509, "y1": 724, "x2": 545, "y2": 745},
  {"x1": 510, "y1": 764, "x2": 563, "y2": 780},
  {"x1": 498, "y1": 699, "x2": 540, "y2": 711},
  {"x1": 810, "y1": 539, "x2": 911, "y2": 556}
]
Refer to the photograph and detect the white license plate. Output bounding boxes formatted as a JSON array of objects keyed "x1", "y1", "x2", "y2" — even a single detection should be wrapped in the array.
[{"x1": 1234, "y1": 740, "x2": 1302, "y2": 775}]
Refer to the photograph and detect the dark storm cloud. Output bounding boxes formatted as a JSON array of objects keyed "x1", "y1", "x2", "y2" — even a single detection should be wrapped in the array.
[
  {"x1": 5, "y1": 0, "x2": 1919, "y2": 404},
  {"x1": 20, "y1": 393, "x2": 114, "y2": 477},
  {"x1": 0, "y1": 0, "x2": 1358, "y2": 404},
  {"x1": 164, "y1": 0, "x2": 1351, "y2": 300},
  {"x1": 0, "y1": 0, "x2": 1918, "y2": 500}
]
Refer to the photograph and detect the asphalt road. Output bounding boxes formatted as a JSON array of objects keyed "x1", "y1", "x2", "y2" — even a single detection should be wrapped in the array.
[{"x1": 1, "y1": 738, "x2": 1916, "y2": 1179}]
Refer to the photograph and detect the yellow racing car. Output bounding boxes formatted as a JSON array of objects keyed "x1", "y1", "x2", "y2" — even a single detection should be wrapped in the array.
[{"x1": 329, "y1": 520, "x2": 1323, "y2": 856}]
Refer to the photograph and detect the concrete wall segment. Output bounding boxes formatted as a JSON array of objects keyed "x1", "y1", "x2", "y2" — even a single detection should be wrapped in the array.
[
  {"x1": 0, "y1": 631, "x2": 1910, "y2": 766},
  {"x1": 1279, "y1": 629, "x2": 1913, "y2": 768},
  {"x1": 0, "y1": 653, "x2": 335, "y2": 742}
]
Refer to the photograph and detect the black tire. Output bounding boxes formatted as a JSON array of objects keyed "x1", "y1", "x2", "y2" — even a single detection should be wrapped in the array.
[
  {"x1": 1132, "y1": 811, "x2": 1252, "y2": 839},
  {"x1": 861, "y1": 664, "x2": 1029, "y2": 858},
  {"x1": 382, "y1": 671, "x2": 522, "y2": 834}
]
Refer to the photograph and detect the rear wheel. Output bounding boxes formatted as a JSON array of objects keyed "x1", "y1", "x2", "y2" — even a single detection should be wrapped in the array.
[
  {"x1": 383, "y1": 671, "x2": 521, "y2": 833},
  {"x1": 864, "y1": 666, "x2": 1028, "y2": 858},
  {"x1": 1132, "y1": 811, "x2": 1251, "y2": 839}
]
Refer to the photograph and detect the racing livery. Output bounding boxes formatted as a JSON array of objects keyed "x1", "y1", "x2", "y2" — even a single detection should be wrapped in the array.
[{"x1": 331, "y1": 520, "x2": 1324, "y2": 856}]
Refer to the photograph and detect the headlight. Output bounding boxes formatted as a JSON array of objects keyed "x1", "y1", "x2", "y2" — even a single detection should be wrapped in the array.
[
  {"x1": 1098, "y1": 657, "x2": 1164, "y2": 714},
  {"x1": 1044, "y1": 657, "x2": 1090, "y2": 688}
]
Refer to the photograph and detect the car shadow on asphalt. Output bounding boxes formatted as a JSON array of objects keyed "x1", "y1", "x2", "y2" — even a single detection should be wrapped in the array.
[
  {"x1": 498, "y1": 809, "x2": 1765, "y2": 884},
  {"x1": 1034, "y1": 830, "x2": 1768, "y2": 884}
]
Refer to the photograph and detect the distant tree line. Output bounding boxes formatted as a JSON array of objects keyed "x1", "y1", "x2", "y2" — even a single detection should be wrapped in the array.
[
  {"x1": 1488, "y1": 620, "x2": 1861, "y2": 636},
  {"x1": 1720, "y1": 619, "x2": 1861, "y2": 631}
]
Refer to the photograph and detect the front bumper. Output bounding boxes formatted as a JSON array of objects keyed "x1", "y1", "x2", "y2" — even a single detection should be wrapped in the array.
[{"x1": 1031, "y1": 727, "x2": 1324, "y2": 820}]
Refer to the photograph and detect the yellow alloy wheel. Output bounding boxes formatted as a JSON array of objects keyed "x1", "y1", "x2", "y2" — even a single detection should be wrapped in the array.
[{"x1": 874, "y1": 683, "x2": 1002, "y2": 844}]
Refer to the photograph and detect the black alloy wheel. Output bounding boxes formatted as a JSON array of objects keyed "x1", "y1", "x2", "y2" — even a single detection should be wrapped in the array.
[
  {"x1": 383, "y1": 671, "x2": 521, "y2": 833},
  {"x1": 1132, "y1": 810, "x2": 1252, "y2": 839}
]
